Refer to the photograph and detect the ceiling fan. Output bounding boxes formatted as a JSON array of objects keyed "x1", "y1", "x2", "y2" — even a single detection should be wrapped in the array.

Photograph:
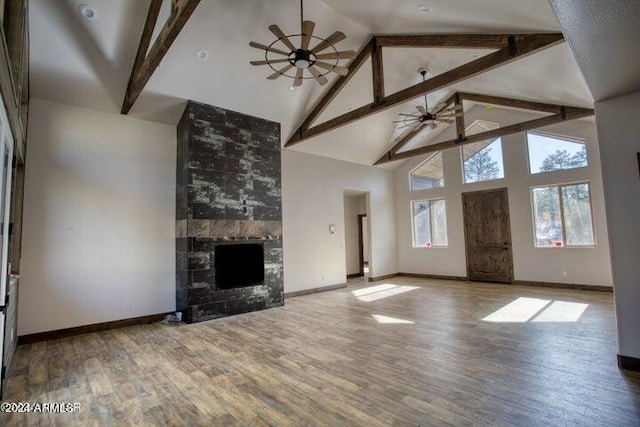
[
  {"x1": 249, "y1": 0, "x2": 356, "y2": 87},
  {"x1": 393, "y1": 69, "x2": 463, "y2": 130}
]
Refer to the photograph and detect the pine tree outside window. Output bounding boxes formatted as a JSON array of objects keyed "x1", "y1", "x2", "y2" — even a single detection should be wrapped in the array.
[
  {"x1": 531, "y1": 182, "x2": 595, "y2": 248},
  {"x1": 462, "y1": 138, "x2": 505, "y2": 183},
  {"x1": 527, "y1": 131, "x2": 588, "y2": 174},
  {"x1": 461, "y1": 120, "x2": 504, "y2": 184}
]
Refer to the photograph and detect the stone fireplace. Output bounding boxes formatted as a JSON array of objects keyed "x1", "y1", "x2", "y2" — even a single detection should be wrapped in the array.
[{"x1": 175, "y1": 101, "x2": 284, "y2": 323}]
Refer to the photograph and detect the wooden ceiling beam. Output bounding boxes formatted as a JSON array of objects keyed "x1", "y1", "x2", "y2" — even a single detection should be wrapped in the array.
[
  {"x1": 454, "y1": 93, "x2": 466, "y2": 141},
  {"x1": 371, "y1": 37, "x2": 385, "y2": 104},
  {"x1": 374, "y1": 34, "x2": 512, "y2": 48},
  {"x1": 374, "y1": 106, "x2": 594, "y2": 165},
  {"x1": 294, "y1": 39, "x2": 373, "y2": 134},
  {"x1": 458, "y1": 92, "x2": 571, "y2": 114},
  {"x1": 121, "y1": 0, "x2": 201, "y2": 114},
  {"x1": 285, "y1": 33, "x2": 564, "y2": 147},
  {"x1": 122, "y1": 0, "x2": 162, "y2": 115}
]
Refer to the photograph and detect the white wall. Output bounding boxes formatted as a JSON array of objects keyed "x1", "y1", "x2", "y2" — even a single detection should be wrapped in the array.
[
  {"x1": 19, "y1": 98, "x2": 177, "y2": 335},
  {"x1": 282, "y1": 150, "x2": 396, "y2": 292},
  {"x1": 394, "y1": 106, "x2": 612, "y2": 287},
  {"x1": 343, "y1": 194, "x2": 367, "y2": 275},
  {"x1": 595, "y1": 90, "x2": 640, "y2": 358}
]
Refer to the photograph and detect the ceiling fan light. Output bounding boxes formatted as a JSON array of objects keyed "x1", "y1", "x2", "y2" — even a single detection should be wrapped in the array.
[{"x1": 295, "y1": 58, "x2": 311, "y2": 68}]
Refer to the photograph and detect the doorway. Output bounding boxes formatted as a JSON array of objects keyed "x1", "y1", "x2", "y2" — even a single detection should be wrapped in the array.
[
  {"x1": 462, "y1": 188, "x2": 513, "y2": 283},
  {"x1": 344, "y1": 191, "x2": 370, "y2": 280},
  {"x1": 358, "y1": 214, "x2": 369, "y2": 276}
]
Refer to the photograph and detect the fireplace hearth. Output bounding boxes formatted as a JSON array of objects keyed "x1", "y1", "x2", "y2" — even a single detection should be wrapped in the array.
[{"x1": 175, "y1": 101, "x2": 284, "y2": 323}]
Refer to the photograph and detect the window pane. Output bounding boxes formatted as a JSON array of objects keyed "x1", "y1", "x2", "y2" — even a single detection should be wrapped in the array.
[
  {"x1": 532, "y1": 186, "x2": 562, "y2": 247},
  {"x1": 527, "y1": 132, "x2": 588, "y2": 174},
  {"x1": 430, "y1": 199, "x2": 448, "y2": 246},
  {"x1": 410, "y1": 152, "x2": 444, "y2": 190},
  {"x1": 462, "y1": 138, "x2": 505, "y2": 183},
  {"x1": 412, "y1": 201, "x2": 432, "y2": 247},
  {"x1": 562, "y1": 184, "x2": 594, "y2": 245}
]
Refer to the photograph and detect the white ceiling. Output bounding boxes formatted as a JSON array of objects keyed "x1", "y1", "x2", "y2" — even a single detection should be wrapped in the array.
[
  {"x1": 30, "y1": 0, "x2": 594, "y2": 169},
  {"x1": 548, "y1": 0, "x2": 640, "y2": 102}
]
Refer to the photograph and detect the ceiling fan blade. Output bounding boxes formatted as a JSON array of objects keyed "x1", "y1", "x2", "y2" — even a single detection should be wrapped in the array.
[
  {"x1": 249, "y1": 41, "x2": 290, "y2": 56},
  {"x1": 437, "y1": 118, "x2": 454, "y2": 124},
  {"x1": 314, "y1": 61, "x2": 348, "y2": 76},
  {"x1": 398, "y1": 113, "x2": 420, "y2": 117},
  {"x1": 301, "y1": 20, "x2": 316, "y2": 50},
  {"x1": 442, "y1": 105, "x2": 463, "y2": 112},
  {"x1": 293, "y1": 67, "x2": 304, "y2": 87},
  {"x1": 308, "y1": 65, "x2": 328, "y2": 85},
  {"x1": 269, "y1": 24, "x2": 297, "y2": 51},
  {"x1": 416, "y1": 105, "x2": 426, "y2": 115},
  {"x1": 315, "y1": 50, "x2": 357, "y2": 60},
  {"x1": 250, "y1": 59, "x2": 291, "y2": 66},
  {"x1": 267, "y1": 64, "x2": 294, "y2": 80},
  {"x1": 311, "y1": 31, "x2": 346, "y2": 53},
  {"x1": 398, "y1": 121, "x2": 421, "y2": 130}
]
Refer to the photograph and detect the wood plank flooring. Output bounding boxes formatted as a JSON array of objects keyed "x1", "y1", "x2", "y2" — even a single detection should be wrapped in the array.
[{"x1": 2, "y1": 277, "x2": 639, "y2": 426}]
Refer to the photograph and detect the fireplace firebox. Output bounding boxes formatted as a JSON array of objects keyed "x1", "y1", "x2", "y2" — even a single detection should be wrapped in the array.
[{"x1": 215, "y1": 244, "x2": 265, "y2": 289}]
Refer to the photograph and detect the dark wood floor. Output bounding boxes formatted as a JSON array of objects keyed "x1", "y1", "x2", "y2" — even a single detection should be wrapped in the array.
[{"x1": 3, "y1": 277, "x2": 639, "y2": 426}]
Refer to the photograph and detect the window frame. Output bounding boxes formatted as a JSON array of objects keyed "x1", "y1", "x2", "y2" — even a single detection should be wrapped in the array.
[
  {"x1": 410, "y1": 198, "x2": 448, "y2": 249},
  {"x1": 530, "y1": 181, "x2": 596, "y2": 249},
  {"x1": 526, "y1": 130, "x2": 589, "y2": 175},
  {"x1": 408, "y1": 151, "x2": 444, "y2": 191}
]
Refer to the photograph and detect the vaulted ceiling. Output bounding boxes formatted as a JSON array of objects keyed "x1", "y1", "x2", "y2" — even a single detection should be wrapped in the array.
[{"x1": 30, "y1": 0, "x2": 594, "y2": 168}]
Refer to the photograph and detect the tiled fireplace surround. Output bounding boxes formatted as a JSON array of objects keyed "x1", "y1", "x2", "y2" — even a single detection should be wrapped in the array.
[{"x1": 176, "y1": 101, "x2": 284, "y2": 323}]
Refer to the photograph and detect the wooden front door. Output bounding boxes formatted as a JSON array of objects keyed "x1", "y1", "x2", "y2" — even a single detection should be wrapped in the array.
[{"x1": 463, "y1": 188, "x2": 513, "y2": 283}]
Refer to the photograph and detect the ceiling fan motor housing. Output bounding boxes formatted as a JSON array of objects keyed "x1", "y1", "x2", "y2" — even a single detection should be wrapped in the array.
[{"x1": 290, "y1": 49, "x2": 316, "y2": 69}]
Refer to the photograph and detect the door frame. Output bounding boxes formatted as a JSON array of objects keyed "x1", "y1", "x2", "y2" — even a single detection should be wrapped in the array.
[
  {"x1": 357, "y1": 214, "x2": 367, "y2": 276},
  {"x1": 462, "y1": 187, "x2": 514, "y2": 283}
]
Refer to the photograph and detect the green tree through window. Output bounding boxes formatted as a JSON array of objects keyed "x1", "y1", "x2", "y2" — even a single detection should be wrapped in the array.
[
  {"x1": 463, "y1": 145, "x2": 501, "y2": 183},
  {"x1": 532, "y1": 182, "x2": 594, "y2": 247},
  {"x1": 540, "y1": 145, "x2": 587, "y2": 172}
]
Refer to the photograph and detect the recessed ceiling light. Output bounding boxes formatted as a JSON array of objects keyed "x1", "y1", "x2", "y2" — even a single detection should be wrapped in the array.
[
  {"x1": 418, "y1": 4, "x2": 431, "y2": 12},
  {"x1": 289, "y1": 85, "x2": 298, "y2": 91},
  {"x1": 196, "y1": 50, "x2": 209, "y2": 61},
  {"x1": 78, "y1": 4, "x2": 97, "y2": 20},
  {"x1": 345, "y1": 105, "x2": 353, "y2": 112},
  {"x1": 470, "y1": 53, "x2": 480, "y2": 59}
]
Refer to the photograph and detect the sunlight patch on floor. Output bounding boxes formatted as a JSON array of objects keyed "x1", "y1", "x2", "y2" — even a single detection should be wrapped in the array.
[
  {"x1": 372, "y1": 314, "x2": 415, "y2": 324},
  {"x1": 482, "y1": 297, "x2": 589, "y2": 323},
  {"x1": 352, "y1": 284, "x2": 397, "y2": 297},
  {"x1": 531, "y1": 301, "x2": 588, "y2": 322},
  {"x1": 352, "y1": 284, "x2": 419, "y2": 302}
]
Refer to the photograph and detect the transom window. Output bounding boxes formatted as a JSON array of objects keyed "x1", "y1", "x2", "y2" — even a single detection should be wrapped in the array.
[
  {"x1": 462, "y1": 120, "x2": 504, "y2": 184},
  {"x1": 411, "y1": 199, "x2": 448, "y2": 248},
  {"x1": 527, "y1": 131, "x2": 588, "y2": 174},
  {"x1": 409, "y1": 152, "x2": 444, "y2": 190},
  {"x1": 531, "y1": 182, "x2": 595, "y2": 248}
]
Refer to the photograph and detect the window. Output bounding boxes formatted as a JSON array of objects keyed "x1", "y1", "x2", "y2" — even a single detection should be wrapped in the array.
[
  {"x1": 527, "y1": 132, "x2": 588, "y2": 174},
  {"x1": 411, "y1": 199, "x2": 447, "y2": 247},
  {"x1": 409, "y1": 152, "x2": 444, "y2": 190},
  {"x1": 531, "y1": 182, "x2": 595, "y2": 247},
  {"x1": 462, "y1": 138, "x2": 505, "y2": 183}
]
